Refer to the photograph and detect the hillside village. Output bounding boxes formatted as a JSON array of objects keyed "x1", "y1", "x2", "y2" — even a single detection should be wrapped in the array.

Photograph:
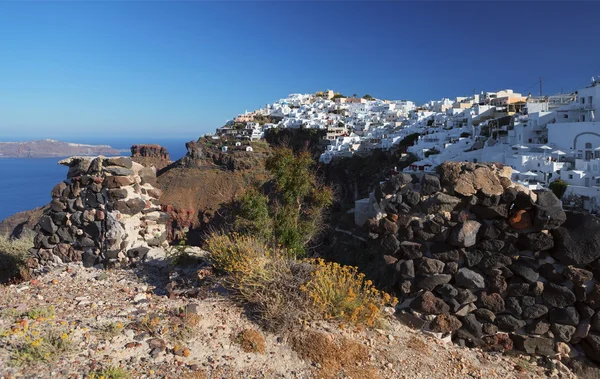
[{"x1": 212, "y1": 80, "x2": 600, "y2": 213}]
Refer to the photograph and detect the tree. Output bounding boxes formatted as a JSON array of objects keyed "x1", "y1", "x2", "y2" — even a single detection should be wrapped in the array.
[
  {"x1": 549, "y1": 179, "x2": 568, "y2": 199},
  {"x1": 234, "y1": 147, "x2": 333, "y2": 256},
  {"x1": 362, "y1": 94, "x2": 374, "y2": 100}
]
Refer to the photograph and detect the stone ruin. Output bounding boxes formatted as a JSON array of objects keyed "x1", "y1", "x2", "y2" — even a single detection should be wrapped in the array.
[
  {"x1": 30, "y1": 156, "x2": 169, "y2": 271},
  {"x1": 363, "y1": 161, "x2": 600, "y2": 362}
]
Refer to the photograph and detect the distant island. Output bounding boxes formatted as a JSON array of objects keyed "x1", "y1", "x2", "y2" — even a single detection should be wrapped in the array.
[{"x1": 0, "y1": 139, "x2": 127, "y2": 158}]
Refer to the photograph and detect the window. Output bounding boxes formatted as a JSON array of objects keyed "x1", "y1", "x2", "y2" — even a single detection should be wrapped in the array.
[
  {"x1": 538, "y1": 163, "x2": 541, "y2": 167},
  {"x1": 564, "y1": 114, "x2": 568, "y2": 119},
  {"x1": 582, "y1": 98, "x2": 586, "y2": 104},
  {"x1": 583, "y1": 115, "x2": 586, "y2": 122},
  {"x1": 569, "y1": 174, "x2": 574, "y2": 179},
  {"x1": 587, "y1": 143, "x2": 593, "y2": 149}
]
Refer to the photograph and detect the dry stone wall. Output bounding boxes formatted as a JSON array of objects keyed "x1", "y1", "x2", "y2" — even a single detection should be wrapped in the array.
[
  {"x1": 31, "y1": 156, "x2": 169, "y2": 270},
  {"x1": 364, "y1": 161, "x2": 600, "y2": 362}
]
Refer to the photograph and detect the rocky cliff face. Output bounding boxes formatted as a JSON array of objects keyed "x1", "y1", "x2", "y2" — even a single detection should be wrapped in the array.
[
  {"x1": 0, "y1": 206, "x2": 47, "y2": 238},
  {"x1": 30, "y1": 156, "x2": 168, "y2": 271},
  {"x1": 130, "y1": 144, "x2": 171, "y2": 170},
  {"x1": 361, "y1": 162, "x2": 600, "y2": 362}
]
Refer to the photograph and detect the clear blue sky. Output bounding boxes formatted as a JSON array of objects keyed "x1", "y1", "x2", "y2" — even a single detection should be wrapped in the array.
[{"x1": 1, "y1": 1, "x2": 599, "y2": 140}]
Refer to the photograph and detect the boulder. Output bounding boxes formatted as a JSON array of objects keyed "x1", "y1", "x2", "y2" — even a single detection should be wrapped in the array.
[
  {"x1": 512, "y1": 335, "x2": 556, "y2": 356},
  {"x1": 478, "y1": 292, "x2": 505, "y2": 313},
  {"x1": 461, "y1": 314, "x2": 484, "y2": 338},
  {"x1": 470, "y1": 205, "x2": 508, "y2": 220},
  {"x1": 508, "y1": 209, "x2": 533, "y2": 230},
  {"x1": 448, "y1": 221, "x2": 481, "y2": 248},
  {"x1": 517, "y1": 232, "x2": 554, "y2": 251},
  {"x1": 533, "y1": 190, "x2": 566, "y2": 230},
  {"x1": 549, "y1": 307, "x2": 580, "y2": 327},
  {"x1": 395, "y1": 260, "x2": 415, "y2": 279},
  {"x1": 38, "y1": 215, "x2": 58, "y2": 235},
  {"x1": 398, "y1": 241, "x2": 423, "y2": 259},
  {"x1": 103, "y1": 166, "x2": 134, "y2": 176},
  {"x1": 437, "y1": 162, "x2": 504, "y2": 197},
  {"x1": 415, "y1": 257, "x2": 445, "y2": 275},
  {"x1": 551, "y1": 323, "x2": 576, "y2": 343},
  {"x1": 564, "y1": 266, "x2": 594, "y2": 285},
  {"x1": 523, "y1": 304, "x2": 549, "y2": 319},
  {"x1": 509, "y1": 262, "x2": 539, "y2": 284}
]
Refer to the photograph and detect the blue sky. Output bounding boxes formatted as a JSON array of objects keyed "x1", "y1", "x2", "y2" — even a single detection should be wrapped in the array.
[{"x1": 1, "y1": 1, "x2": 599, "y2": 140}]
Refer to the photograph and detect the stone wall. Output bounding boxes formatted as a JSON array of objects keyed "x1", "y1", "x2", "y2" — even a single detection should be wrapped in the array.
[
  {"x1": 31, "y1": 156, "x2": 169, "y2": 270},
  {"x1": 364, "y1": 162, "x2": 600, "y2": 362}
]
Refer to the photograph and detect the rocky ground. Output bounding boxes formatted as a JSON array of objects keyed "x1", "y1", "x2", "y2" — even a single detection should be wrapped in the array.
[{"x1": 0, "y1": 259, "x2": 579, "y2": 379}]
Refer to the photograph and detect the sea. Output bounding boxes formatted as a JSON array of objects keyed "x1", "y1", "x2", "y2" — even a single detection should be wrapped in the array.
[{"x1": 0, "y1": 137, "x2": 192, "y2": 222}]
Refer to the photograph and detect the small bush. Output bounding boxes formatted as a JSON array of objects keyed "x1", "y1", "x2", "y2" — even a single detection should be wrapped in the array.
[
  {"x1": 205, "y1": 233, "x2": 315, "y2": 331},
  {"x1": 235, "y1": 329, "x2": 266, "y2": 354},
  {"x1": 89, "y1": 366, "x2": 130, "y2": 379},
  {"x1": 301, "y1": 259, "x2": 397, "y2": 327},
  {"x1": 11, "y1": 328, "x2": 72, "y2": 366},
  {"x1": 549, "y1": 179, "x2": 568, "y2": 199},
  {"x1": 0, "y1": 235, "x2": 34, "y2": 283},
  {"x1": 26, "y1": 306, "x2": 55, "y2": 320},
  {"x1": 95, "y1": 321, "x2": 124, "y2": 339}
]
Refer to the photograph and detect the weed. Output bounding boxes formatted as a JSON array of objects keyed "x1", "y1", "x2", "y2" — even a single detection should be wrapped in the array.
[
  {"x1": 11, "y1": 328, "x2": 72, "y2": 366},
  {"x1": 301, "y1": 259, "x2": 397, "y2": 327},
  {"x1": 131, "y1": 313, "x2": 163, "y2": 336},
  {"x1": 95, "y1": 321, "x2": 124, "y2": 339},
  {"x1": 235, "y1": 329, "x2": 266, "y2": 354},
  {"x1": 89, "y1": 366, "x2": 130, "y2": 379},
  {"x1": 0, "y1": 234, "x2": 34, "y2": 283},
  {"x1": 25, "y1": 306, "x2": 55, "y2": 320},
  {"x1": 167, "y1": 309, "x2": 200, "y2": 343}
]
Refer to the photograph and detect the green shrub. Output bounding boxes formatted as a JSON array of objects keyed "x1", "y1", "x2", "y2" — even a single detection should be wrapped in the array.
[
  {"x1": 0, "y1": 235, "x2": 34, "y2": 283},
  {"x1": 549, "y1": 179, "x2": 568, "y2": 199}
]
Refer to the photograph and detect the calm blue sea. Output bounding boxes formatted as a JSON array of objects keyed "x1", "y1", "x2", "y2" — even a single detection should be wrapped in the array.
[{"x1": 0, "y1": 137, "x2": 192, "y2": 222}]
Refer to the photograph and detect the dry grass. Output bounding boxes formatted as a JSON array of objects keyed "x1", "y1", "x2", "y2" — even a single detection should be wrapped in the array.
[
  {"x1": 9, "y1": 327, "x2": 73, "y2": 366},
  {"x1": 235, "y1": 329, "x2": 266, "y2": 354},
  {"x1": 205, "y1": 232, "x2": 316, "y2": 331},
  {"x1": 405, "y1": 335, "x2": 429, "y2": 354},
  {"x1": 89, "y1": 366, "x2": 130, "y2": 379},
  {"x1": 290, "y1": 330, "x2": 377, "y2": 379},
  {"x1": 0, "y1": 234, "x2": 34, "y2": 283}
]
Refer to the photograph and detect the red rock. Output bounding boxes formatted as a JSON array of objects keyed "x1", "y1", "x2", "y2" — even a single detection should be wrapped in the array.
[{"x1": 508, "y1": 209, "x2": 533, "y2": 230}]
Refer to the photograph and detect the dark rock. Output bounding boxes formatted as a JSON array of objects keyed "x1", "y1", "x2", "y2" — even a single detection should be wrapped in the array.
[
  {"x1": 50, "y1": 199, "x2": 66, "y2": 212},
  {"x1": 509, "y1": 262, "x2": 539, "y2": 284},
  {"x1": 38, "y1": 215, "x2": 58, "y2": 234},
  {"x1": 447, "y1": 298, "x2": 461, "y2": 313},
  {"x1": 592, "y1": 313, "x2": 600, "y2": 332},
  {"x1": 478, "y1": 292, "x2": 505, "y2": 313},
  {"x1": 552, "y1": 211, "x2": 600, "y2": 265},
  {"x1": 396, "y1": 260, "x2": 415, "y2": 279},
  {"x1": 477, "y1": 239, "x2": 505, "y2": 252},
  {"x1": 582, "y1": 333, "x2": 600, "y2": 364},
  {"x1": 577, "y1": 304, "x2": 595, "y2": 321},
  {"x1": 533, "y1": 190, "x2": 566, "y2": 230},
  {"x1": 514, "y1": 192, "x2": 536, "y2": 210},
  {"x1": 455, "y1": 267, "x2": 485, "y2": 289},
  {"x1": 531, "y1": 281, "x2": 544, "y2": 296},
  {"x1": 104, "y1": 175, "x2": 132, "y2": 189},
  {"x1": 395, "y1": 312, "x2": 427, "y2": 329},
  {"x1": 521, "y1": 296, "x2": 535, "y2": 307},
  {"x1": 543, "y1": 283, "x2": 576, "y2": 308},
  {"x1": 398, "y1": 280, "x2": 413, "y2": 296},
  {"x1": 411, "y1": 291, "x2": 450, "y2": 314},
  {"x1": 487, "y1": 269, "x2": 507, "y2": 293},
  {"x1": 575, "y1": 286, "x2": 587, "y2": 302},
  {"x1": 478, "y1": 224, "x2": 501, "y2": 241},
  {"x1": 480, "y1": 254, "x2": 512, "y2": 270},
  {"x1": 502, "y1": 187, "x2": 518, "y2": 204},
  {"x1": 431, "y1": 248, "x2": 461, "y2": 262},
  {"x1": 380, "y1": 219, "x2": 398, "y2": 235},
  {"x1": 453, "y1": 329, "x2": 485, "y2": 348},
  {"x1": 420, "y1": 174, "x2": 441, "y2": 195},
  {"x1": 461, "y1": 314, "x2": 483, "y2": 338},
  {"x1": 429, "y1": 314, "x2": 462, "y2": 333},
  {"x1": 56, "y1": 227, "x2": 75, "y2": 243},
  {"x1": 383, "y1": 174, "x2": 412, "y2": 194},
  {"x1": 496, "y1": 315, "x2": 526, "y2": 332},
  {"x1": 51, "y1": 212, "x2": 68, "y2": 226},
  {"x1": 512, "y1": 335, "x2": 556, "y2": 356},
  {"x1": 397, "y1": 226, "x2": 413, "y2": 240},
  {"x1": 379, "y1": 234, "x2": 400, "y2": 255},
  {"x1": 416, "y1": 274, "x2": 452, "y2": 291},
  {"x1": 539, "y1": 263, "x2": 564, "y2": 282},
  {"x1": 448, "y1": 221, "x2": 481, "y2": 248},
  {"x1": 415, "y1": 230, "x2": 436, "y2": 242},
  {"x1": 444, "y1": 261, "x2": 459, "y2": 275},
  {"x1": 470, "y1": 204, "x2": 508, "y2": 220},
  {"x1": 473, "y1": 308, "x2": 496, "y2": 322},
  {"x1": 551, "y1": 323, "x2": 576, "y2": 343},
  {"x1": 84, "y1": 221, "x2": 102, "y2": 240},
  {"x1": 82, "y1": 250, "x2": 98, "y2": 267},
  {"x1": 588, "y1": 284, "x2": 600, "y2": 309},
  {"x1": 528, "y1": 320, "x2": 551, "y2": 335},
  {"x1": 404, "y1": 190, "x2": 420, "y2": 207},
  {"x1": 435, "y1": 283, "x2": 458, "y2": 298},
  {"x1": 398, "y1": 241, "x2": 423, "y2": 259},
  {"x1": 549, "y1": 307, "x2": 580, "y2": 326},
  {"x1": 505, "y1": 297, "x2": 522, "y2": 317},
  {"x1": 523, "y1": 304, "x2": 549, "y2": 319},
  {"x1": 455, "y1": 288, "x2": 477, "y2": 305},
  {"x1": 415, "y1": 257, "x2": 445, "y2": 275},
  {"x1": 564, "y1": 266, "x2": 593, "y2": 285},
  {"x1": 464, "y1": 249, "x2": 484, "y2": 267},
  {"x1": 517, "y1": 232, "x2": 554, "y2": 251},
  {"x1": 482, "y1": 323, "x2": 499, "y2": 336}
]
